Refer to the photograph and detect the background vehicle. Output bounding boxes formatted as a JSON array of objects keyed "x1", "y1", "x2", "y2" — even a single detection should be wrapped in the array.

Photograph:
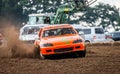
[
  {"x1": 34, "y1": 24, "x2": 86, "y2": 59},
  {"x1": 22, "y1": 0, "x2": 97, "y2": 26},
  {"x1": 105, "y1": 32, "x2": 114, "y2": 42},
  {"x1": 71, "y1": 24, "x2": 85, "y2": 40},
  {"x1": 71, "y1": 25, "x2": 108, "y2": 43},
  {"x1": 26, "y1": 13, "x2": 54, "y2": 25},
  {"x1": 19, "y1": 25, "x2": 48, "y2": 42},
  {"x1": 53, "y1": 0, "x2": 97, "y2": 24},
  {"x1": 19, "y1": 0, "x2": 97, "y2": 44},
  {"x1": 110, "y1": 31, "x2": 120, "y2": 41},
  {"x1": 82, "y1": 27, "x2": 106, "y2": 43}
]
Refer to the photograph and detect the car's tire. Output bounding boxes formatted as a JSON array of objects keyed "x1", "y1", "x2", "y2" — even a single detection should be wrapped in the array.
[
  {"x1": 34, "y1": 46, "x2": 40, "y2": 58},
  {"x1": 80, "y1": 50, "x2": 86, "y2": 57},
  {"x1": 40, "y1": 52, "x2": 46, "y2": 60},
  {"x1": 85, "y1": 40, "x2": 90, "y2": 43},
  {"x1": 75, "y1": 50, "x2": 86, "y2": 58},
  {"x1": 34, "y1": 46, "x2": 47, "y2": 59}
]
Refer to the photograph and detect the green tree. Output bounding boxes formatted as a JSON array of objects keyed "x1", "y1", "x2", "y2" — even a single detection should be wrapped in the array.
[
  {"x1": 95, "y1": 3, "x2": 119, "y2": 30},
  {"x1": 79, "y1": 7, "x2": 99, "y2": 26},
  {"x1": 20, "y1": 0, "x2": 63, "y2": 14},
  {"x1": 0, "y1": 0, "x2": 2, "y2": 15},
  {"x1": 0, "y1": 0, "x2": 25, "y2": 23},
  {"x1": 0, "y1": 0, "x2": 65, "y2": 24},
  {"x1": 19, "y1": 0, "x2": 43, "y2": 14},
  {"x1": 79, "y1": 3, "x2": 120, "y2": 30}
]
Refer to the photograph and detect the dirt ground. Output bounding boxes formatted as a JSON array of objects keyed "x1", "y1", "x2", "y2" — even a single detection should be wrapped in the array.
[
  {"x1": 0, "y1": 26, "x2": 120, "y2": 74},
  {"x1": 0, "y1": 42, "x2": 120, "y2": 74}
]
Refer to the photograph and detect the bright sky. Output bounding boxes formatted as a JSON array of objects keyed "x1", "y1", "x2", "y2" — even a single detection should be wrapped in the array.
[{"x1": 92, "y1": 0, "x2": 120, "y2": 8}]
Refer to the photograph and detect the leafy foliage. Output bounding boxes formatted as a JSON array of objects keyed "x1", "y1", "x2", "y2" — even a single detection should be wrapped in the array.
[
  {"x1": 79, "y1": 3, "x2": 120, "y2": 30},
  {"x1": 0, "y1": 0, "x2": 120, "y2": 30}
]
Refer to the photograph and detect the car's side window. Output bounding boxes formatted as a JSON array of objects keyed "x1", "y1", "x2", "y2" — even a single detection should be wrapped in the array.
[
  {"x1": 95, "y1": 28, "x2": 104, "y2": 34},
  {"x1": 83, "y1": 29, "x2": 91, "y2": 34}
]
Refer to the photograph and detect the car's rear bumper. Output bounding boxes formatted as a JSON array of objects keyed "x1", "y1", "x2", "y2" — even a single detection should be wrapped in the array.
[{"x1": 40, "y1": 43, "x2": 85, "y2": 55}]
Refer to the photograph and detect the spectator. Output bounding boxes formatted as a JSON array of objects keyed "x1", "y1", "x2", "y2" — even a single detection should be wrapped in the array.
[{"x1": 44, "y1": 17, "x2": 51, "y2": 24}]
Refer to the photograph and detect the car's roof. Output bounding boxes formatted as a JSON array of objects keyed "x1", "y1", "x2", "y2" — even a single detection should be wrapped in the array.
[
  {"x1": 82, "y1": 27, "x2": 103, "y2": 29},
  {"x1": 22, "y1": 24, "x2": 49, "y2": 28},
  {"x1": 71, "y1": 25, "x2": 103, "y2": 29},
  {"x1": 42, "y1": 24, "x2": 73, "y2": 30},
  {"x1": 111, "y1": 31, "x2": 120, "y2": 33}
]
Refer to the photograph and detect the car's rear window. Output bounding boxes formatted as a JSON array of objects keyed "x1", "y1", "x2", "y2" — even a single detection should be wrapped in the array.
[
  {"x1": 43, "y1": 27, "x2": 76, "y2": 37},
  {"x1": 95, "y1": 28, "x2": 104, "y2": 34},
  {"x1": 83, "y1": 29, "x2": 91, "y2": 34}
]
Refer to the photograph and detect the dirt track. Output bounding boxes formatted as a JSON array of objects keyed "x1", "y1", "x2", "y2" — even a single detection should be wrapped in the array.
[
  {"x1": 0, "y1": 43, "x2": 120, "y2": 74},
  {"x1": 0, "y1": 26, "x2": 120, "y2": 74}
]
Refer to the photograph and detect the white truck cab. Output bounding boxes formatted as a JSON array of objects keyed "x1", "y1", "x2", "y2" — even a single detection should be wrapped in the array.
[{"x1": 27, "y1": 13, "x2": 54, "y2": 25}]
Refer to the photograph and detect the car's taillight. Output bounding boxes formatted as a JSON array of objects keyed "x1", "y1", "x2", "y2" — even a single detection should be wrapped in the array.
[
  {"x1": 106, "y1": 35, "x2": 112, "y2": 39},
  {"x1": 93, "y1": 36, "x2": 96, "y2": 40},
  {"x1": 109, "y1": 36, "x2": 112, "y2": 39}
]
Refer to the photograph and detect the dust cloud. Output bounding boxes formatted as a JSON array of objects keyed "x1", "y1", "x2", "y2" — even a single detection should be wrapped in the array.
[{"x1": 0, "y1": 24, "x2": 35, "y2": 58}]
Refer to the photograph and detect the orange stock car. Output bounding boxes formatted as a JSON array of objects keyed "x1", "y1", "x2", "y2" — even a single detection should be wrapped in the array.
[{"x1": 34, "y1": 24, "x2": 86, "y2": 59}]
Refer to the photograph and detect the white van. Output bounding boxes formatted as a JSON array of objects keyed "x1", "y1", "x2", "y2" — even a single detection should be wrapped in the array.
[
  {"x1": 72, "y1": 25, "x2": 107, "y2": 43},
  {"x1": 71, "y1": 24, "x2": 85, "y2": 40},
  {"x1": 82, "y1": 27, "x2": 106, "y2": 43}
]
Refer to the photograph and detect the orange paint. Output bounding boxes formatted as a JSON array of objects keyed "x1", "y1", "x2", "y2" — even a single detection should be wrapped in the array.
[{"x1": 34, "y1": 24, "x2": 86, "y2": 56}]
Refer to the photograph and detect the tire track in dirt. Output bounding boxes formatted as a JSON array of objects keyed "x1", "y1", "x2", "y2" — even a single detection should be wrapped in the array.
[{"x1": 0, "y1": 45, "x2": 120, "y2": 74}]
